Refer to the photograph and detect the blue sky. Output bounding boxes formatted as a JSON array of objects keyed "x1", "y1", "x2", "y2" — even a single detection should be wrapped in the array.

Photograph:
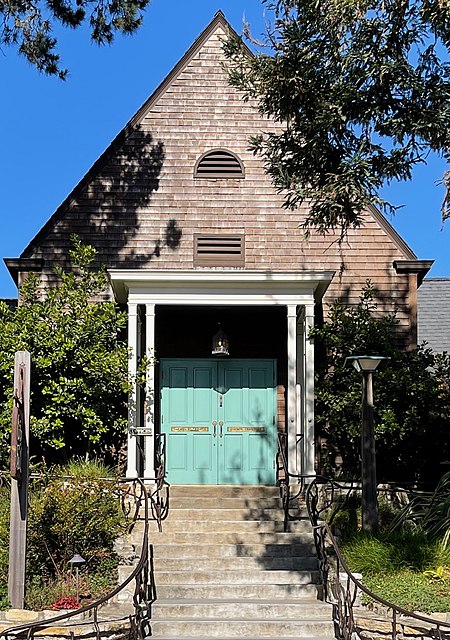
[{"x1": 1, "y1": 0, "x2": 449, "y2": 298}]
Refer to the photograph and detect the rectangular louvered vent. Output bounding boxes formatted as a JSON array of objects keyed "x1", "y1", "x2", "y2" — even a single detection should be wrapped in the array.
[{"x1": 194, "y1": 234, "x2": 245, "y2": 267}]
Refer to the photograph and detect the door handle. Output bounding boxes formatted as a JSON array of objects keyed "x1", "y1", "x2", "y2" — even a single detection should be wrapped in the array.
[
  {"x1": 219, "y1": 421, "x2": 223, "y2": 437},
  {"x1": 212, "y1": 421, "x2": 217, "y2": 437}
]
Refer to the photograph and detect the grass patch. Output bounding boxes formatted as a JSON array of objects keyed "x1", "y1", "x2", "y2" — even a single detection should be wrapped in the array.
[
  {"x1": 364, "y1": 570, "x2": 450, "y2": 613},
  {"x1": 340, "y1": 526, "x2": 450, "y2": 612},
  {"x1": 336, "y1": 495, "x2": 450, "y2": 613}
]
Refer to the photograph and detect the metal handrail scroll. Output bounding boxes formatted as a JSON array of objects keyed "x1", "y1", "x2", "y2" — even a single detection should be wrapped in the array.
[
  {"x1": 1, "y1": 477, "x2": 155, "y2": 640},
  {"x1": 277, "y1": 434, "x2": 450, "y2": 640}
]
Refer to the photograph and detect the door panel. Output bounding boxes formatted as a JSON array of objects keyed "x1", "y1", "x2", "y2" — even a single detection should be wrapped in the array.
[{"x1": 161, "y1": 359, "x2": 276, "y2": 485}]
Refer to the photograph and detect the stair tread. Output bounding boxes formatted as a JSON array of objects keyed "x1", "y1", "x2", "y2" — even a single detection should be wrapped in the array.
[
  {"x1": 152, "y1": 617, "x2": 332, "y2": 622},
  {"x1": 154, "y1": 598, "x2": 327, "y2": 604},
  {"x1": 118, "y1": 485, "x2": 332, "y2": 640}
]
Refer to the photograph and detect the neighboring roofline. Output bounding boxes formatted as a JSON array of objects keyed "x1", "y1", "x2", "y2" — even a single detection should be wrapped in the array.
[
  {"x1": 4, "y1": 258, "x2": 44, "y2": 286},
  {"x1": 422, "y1": 277, "x2": 450, "y2": 282},
  {"x1": 20, "y1": 11, "x2": 250, "y2": 260},
  {"x1": 393, "y1": 259, "x2": 434, "y2": 286}
]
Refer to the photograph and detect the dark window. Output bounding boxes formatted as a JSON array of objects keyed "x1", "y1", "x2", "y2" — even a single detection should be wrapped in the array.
[
  {"x1": 194, "y1": 234, "x2": 245, "y2": 267},
  {"x1": 194, "y1": 150, "x2": 244, "y2": 179}
]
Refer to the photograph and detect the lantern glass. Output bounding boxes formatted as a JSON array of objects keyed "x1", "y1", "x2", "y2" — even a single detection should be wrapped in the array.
[{"x1": 212, "y1": 326, "x2": 229, "y2": 356}]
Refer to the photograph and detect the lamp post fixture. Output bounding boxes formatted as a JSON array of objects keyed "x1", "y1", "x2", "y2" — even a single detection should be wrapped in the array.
[
  {"x1": 345, "y1": 355, "x2": 389, "y2": 534},
  {"x1": 68, "y1": 553, "x2": 86, "y2": 603}
]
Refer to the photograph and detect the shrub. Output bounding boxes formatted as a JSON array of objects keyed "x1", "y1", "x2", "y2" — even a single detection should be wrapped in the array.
[
  {"x1": 26, "y1": 461, "x2": 125, "y2": 581},
  {"x1": 0, "y1": 461, "x2": 127, "y2": 610}
]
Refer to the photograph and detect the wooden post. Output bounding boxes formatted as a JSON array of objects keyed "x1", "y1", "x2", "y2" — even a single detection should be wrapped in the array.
[{"x1": 8, "y1": 351, "x2": 31, "y2": 609}]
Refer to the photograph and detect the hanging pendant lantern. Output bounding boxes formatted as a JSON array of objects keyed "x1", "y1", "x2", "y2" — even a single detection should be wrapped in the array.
[{"x1": 212, "y1": 324, "x2": 230, "y2": 357}]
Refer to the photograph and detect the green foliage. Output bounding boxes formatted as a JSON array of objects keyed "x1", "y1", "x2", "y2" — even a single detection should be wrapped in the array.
[
  {"x1": 224, "y1": 0, "x2": 450, "y2": 233},
  {"x1": 0, "y1": 462, "x2": 125, "y2": 610},
  {"x1": 390, "y1": 471, "x2": 450, "y2": 543},
  {"x1": 343, "y1": 529, "x2": 438, "y2": 575},
  {"x1": 343, "y1": 526, "x2": 450, "y2": 612},
  {"x1": 27, "y1": 462, "x2": 125, "y2": 579},
  {"x1": 339, "y1": 488, "x2": 450, "y2": 612},
  {"x1": 0, "y1": 484, "x2": 11, "y2": 609},
  {"x1": 311, "y1": 282, "x2": 450, "y2": 481},
  {"x1": 1, "y1": 0, "x2": 151, "y2": 78},
  {"x1": 25, "y1": 461, "x2": 126, "y2": 608},
  {"x1": 0, "y1": 236, "x2": 130, "y2": 467},
  {"x1": 364, "y1": 570, "x2": 450, "y2": 613}
]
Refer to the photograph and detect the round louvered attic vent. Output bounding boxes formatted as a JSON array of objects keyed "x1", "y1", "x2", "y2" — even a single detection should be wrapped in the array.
[{"x1": 194, "y1": 149, "x2": 244, "y2": 179}]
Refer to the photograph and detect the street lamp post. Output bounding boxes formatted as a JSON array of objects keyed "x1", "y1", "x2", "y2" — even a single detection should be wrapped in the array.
[{"x1": 345, "y1": 356, "x2": 389, "y2": 534}]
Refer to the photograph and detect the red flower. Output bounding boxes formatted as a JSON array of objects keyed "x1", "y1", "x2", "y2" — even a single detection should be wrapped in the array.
[{"x1": 50, "y1": 596, "x2": 80, "y2": 610}]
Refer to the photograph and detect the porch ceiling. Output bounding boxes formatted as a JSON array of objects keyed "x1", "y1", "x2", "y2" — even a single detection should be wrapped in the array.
[{"x1": 107, "y1": 269, "x2": 335, "y2": 305}]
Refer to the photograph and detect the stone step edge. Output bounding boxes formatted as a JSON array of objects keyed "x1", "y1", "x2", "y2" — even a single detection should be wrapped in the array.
[
  {"x1": 150, "y1": 636, "x2": 332, "y2": 639},
  {"x1": 153, "y1": 598, "x2": 327, "y2": 604},
  {"x1": 151, "y1": 617, "x2": 333, "y2": 622}
]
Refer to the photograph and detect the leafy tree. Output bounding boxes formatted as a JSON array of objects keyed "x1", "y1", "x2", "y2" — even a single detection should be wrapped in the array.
[
  {"x1": 1, "y1": 0, "x2": 151, "y2": 78},
  {"x1": 0, "y1": 237, "x2": 130, "y2": 466},
  {"x1": 312, "y1": 282, "x2": 450, "y2": 482},
  {"x1": 224, "y1": 0, "x2": 450, "y2": 234}
]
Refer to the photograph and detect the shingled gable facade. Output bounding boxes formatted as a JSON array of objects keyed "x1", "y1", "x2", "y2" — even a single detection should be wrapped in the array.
[{"x1": 5, "y1": 12, "x2": 432, "y2": 485}]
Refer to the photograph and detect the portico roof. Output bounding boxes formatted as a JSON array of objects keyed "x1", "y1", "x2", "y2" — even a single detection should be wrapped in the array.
[{"x1": 108, "y1": 269, "x2": 335, "y2": 305}]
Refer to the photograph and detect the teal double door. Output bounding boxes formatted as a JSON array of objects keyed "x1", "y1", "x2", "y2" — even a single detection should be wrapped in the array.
[{"x1": 160, "y1": 359, "x2": 277, "y2": 485}]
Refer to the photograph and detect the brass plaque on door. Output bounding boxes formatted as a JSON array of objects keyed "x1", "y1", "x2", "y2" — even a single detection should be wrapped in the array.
[
  {"x1": 227, "y1": 427, "x2": 266, "y2": 433},
  {"x1": 171, "y1": 426, "x2": 209, "y2": 432}
]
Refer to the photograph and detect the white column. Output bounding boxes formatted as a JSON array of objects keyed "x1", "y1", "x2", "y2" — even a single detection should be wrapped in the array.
[
  {"x1": 126, "y1": 303, "x2": 139, "y2": 478},
  {"x1": 144, "y1": 303, "x2": 156, "y2": 481},
  {"x1": 287, "y1": 305, "x2": 299, "y2": 476},
  {"x1": 296, "y1": 309, "x2": 305, "y2": 475},
  {"x1": 304, "y1": 302, "x2": 315, "y2": 477}
]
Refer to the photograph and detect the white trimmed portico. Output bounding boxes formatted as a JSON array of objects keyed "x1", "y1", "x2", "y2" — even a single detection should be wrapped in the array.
[{"x1": 109, "y1": 269, "x2": 334, "y2": 483}]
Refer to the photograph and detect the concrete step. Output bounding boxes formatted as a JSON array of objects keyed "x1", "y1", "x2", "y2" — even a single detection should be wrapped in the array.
[
  {"x1": 117, "y1": 583, "x2": 322, "y2": 603},
  {"x1": 150, "y1": 618, "x2": 335, "y2": 637},
  {"x1": 152, "y1": 599, "x2": 331, "y2": 619},
  {"x1": 116, "y1": 483, "x2": 333, "y2": 640},
  {"x1": 151, "y1": 556, "x2": 318, "y2": 571},
  {"x1": 160, "y1": 508, "x2": 291, "y2": 520},
  {"x1": 167, "y1": 498, "x2": 287, "y2": 510},
  {"x1": 147, "y1": 570, "x2": 319, "y2": 586},
  {"x1": 147, "y1": 531, "x2": 315, "y2": 545},
  {"x1": 149, "y1": 519, "x2": 311, "y2": 533},
  {"x1": 168, "y1": 486, "x2": 282, "y2": 498},
  {"x1": 148, "y1": 542, "x2": 318, "y2": 558},
  {"x1": 151, "y1": 637, "x2": 333, "y2": 640},
  {"x1": 152, "y1": 583, "x2": 322, "y2": 600},
  {"x1": 150, "y1": 637, "x2": 332, "y2": 640}
]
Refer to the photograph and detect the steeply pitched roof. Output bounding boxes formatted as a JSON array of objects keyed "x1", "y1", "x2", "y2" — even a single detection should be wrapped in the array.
[
  {"x1": 5, "y1": 10, "x2": 423, "y2": 282},
  {"x1": 17, "y1": 11, "x2": 247, "y2": 262}
]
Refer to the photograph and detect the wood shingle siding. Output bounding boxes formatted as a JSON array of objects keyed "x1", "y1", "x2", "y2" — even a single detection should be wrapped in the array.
[{"x1": 9, "y1": 13, "x2": 428, "y2": 347}]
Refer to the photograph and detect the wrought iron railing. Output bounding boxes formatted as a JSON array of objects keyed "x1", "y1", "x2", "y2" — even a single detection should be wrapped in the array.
[
  {"x1": 0, "y1": 474, "x2": 160, "y2": 640},
  {"x1": 308, "y1": 504, "x2": 450, "y2": 640},
  {"x1": 150, "y1": 433, "x2": 169, "y2": 531},
  {"x1": 277, "y1": 434, "x2": 450, "y2": 640}
]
